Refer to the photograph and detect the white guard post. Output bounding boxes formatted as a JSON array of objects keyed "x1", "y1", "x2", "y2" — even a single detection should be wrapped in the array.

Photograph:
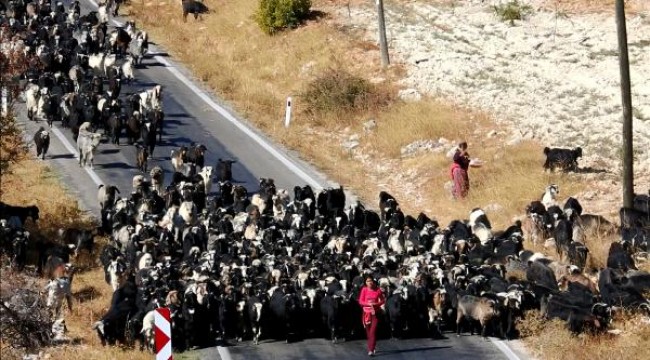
[{"x1": 285, "y1": 96, "x2": 292, "y2": 128}]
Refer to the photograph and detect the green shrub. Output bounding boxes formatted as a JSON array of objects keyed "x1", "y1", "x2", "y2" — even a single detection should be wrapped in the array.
[
  {"x1": 302, "y1": 68, "x2": 393, "y2": 118},
  {"x1": 493, "y1": 0, "x2": 533, "y2": 25},
  {"x1": 255, "y1": 0, "x2": 312, "y2": 35}
]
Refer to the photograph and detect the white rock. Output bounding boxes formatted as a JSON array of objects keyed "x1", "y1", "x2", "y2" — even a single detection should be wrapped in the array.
[
  {"x1": 398, "y1": 88, "x2": 422, "y2": 102},
  {"x1": 443, "y1": 180, "x2": 454, "y2": 194},
  {"x1": 363, "y1": 119, "x2": 377, "y2": 133},
  {"x1": 341, "y1": 140, "x2": 359, "y2": 151},
  {"x1": 484, "y1": 203, "x2": 503, "y2": 212},
  {"x1": 300, "y1": 61, "x2": 316, "y2": 77}
]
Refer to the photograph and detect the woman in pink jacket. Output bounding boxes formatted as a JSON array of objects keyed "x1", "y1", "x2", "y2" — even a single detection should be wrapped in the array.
[{"x1": 358, "y1": 276, "x2": 385, "y2": 357}]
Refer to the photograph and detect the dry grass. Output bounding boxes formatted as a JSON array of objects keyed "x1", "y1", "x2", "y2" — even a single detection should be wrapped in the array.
[
  {"x1": 0, "y1": 159, "x2": 149, "y2": 360},
  {"x1": 537, "y1": 0, "x2": 650, "y2": 14},
  {"x1": 520, "y1": 310, "x2": 650, "y2": 360}
]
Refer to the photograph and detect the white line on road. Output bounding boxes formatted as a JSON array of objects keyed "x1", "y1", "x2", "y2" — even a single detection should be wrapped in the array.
[
  {"x1": 217, "y1": 346, "x2": 233, "y2": 360},
  {"x1": 489, "y1": 338, "x2": 522, "y2": 360}
]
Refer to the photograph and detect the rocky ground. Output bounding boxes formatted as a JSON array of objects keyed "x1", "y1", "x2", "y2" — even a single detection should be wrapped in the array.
[{"x1": 327, "y1": 0, "x2": 650, "y2": 219}]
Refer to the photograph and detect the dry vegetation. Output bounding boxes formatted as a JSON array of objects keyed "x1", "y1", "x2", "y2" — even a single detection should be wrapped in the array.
[
  {"x1": 0, "y1": 159, "x2": 149, "y2": 360},
  {"x1": 519, "y1": 308, "x2": 650, "y2": 360}
]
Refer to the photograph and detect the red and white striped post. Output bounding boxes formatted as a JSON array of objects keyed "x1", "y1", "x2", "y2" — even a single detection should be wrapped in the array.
[{"x1": 155, "y1": 307, "x2": 172, "y2": 360}]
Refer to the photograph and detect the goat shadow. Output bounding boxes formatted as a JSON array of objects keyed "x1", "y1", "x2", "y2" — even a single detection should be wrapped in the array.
[
  {"x1": 575, "y1": 166, "x2": 609, "y2": 175},
  {"x1": 377, "y1": 345, "x2": 453, "y2": 356},
  {"x1": 99, "y1": 148, "x2": 120, "y2": 155},
  {"x1": 142, "y1": 62, "x2": 167, "y2": 68},
  {"x1": 98, "y1": 162, "x2": 136, "y2": 170},
  {"x1": 73, "y1": 286, "x2": 100, "y2": 303},
  {"x1": 48, "y1": 154, "x2": 75, "y2": 159}
]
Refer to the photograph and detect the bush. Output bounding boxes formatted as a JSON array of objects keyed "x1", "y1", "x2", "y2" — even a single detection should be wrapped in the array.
[
  {"x1": 255, "y1": 0, "x2": 312, "y2": 35},
  {"x1": 302, "y1": 68, "x2": 393, "y2": 118},
  {"x1": 493, "y1": 0, "x2": 533, "y2": 25}
]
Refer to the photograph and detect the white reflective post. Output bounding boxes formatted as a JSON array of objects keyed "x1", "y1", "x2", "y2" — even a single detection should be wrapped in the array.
[
  {"x1": 1, "y1": 87, "x2": 8, "y2": 117},
  {"x1": 285, "y1": 96, "x2": 292, "y2": 128}
]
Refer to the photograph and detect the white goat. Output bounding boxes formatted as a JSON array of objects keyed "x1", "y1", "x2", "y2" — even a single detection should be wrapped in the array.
[
  {"x1": 45, "y1": 277, "x2": 73, "y2": 319},
  {"x1": 24, "y1": 83, "x2": 40, "y2": 120},
  {"x1": 542, "y1": 184, "x2": 560, "y2": 209},
  {"x1": 122, "y1": 56, "x2": 135, "y2": 83},
  {"x1": 140, "y1": 310, "x2": 155, "y2": 351},
  {"x1": 179, "y1": 201, "x2": 197, "y2": 225},
  {"x1": 98, "y1": 4, "x2": 109, "y2": 23},
  {"x1": 199, "y1": 166, "x2": 213, "y2": 195}
]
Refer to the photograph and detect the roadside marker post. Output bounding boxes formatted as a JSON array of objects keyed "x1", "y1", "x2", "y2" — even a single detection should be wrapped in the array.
[
  {"x1": 155, "y1": 307, "x2": 172, "y2": 360},
  {"x1": 285, "y1": 97, "x2": 292, "y2": 128},
  {"x1": 1, "y1": 87, "x2": 8, "y2": 117}
]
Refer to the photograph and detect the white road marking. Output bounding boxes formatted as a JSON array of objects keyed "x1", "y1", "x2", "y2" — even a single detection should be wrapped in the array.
[
  {"x1": 489, "y1": 338, "x2": 522, "y2": 360},
  {"x1": 217, "y1": 346, "x2": 233, "y2": 360}
]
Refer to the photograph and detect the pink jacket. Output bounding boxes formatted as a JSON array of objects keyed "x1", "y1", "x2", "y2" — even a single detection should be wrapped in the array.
[{"x1": 358, "y1": 286, "x2": 385, "y2": 311}]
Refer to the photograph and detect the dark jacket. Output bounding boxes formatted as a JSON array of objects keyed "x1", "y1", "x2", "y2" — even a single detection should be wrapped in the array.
[{"x1": 453, "y1": 149, "x2": 471, "y2": 171}]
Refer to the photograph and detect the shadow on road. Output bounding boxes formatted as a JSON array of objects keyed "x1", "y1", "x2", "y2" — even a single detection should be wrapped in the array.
[
  {"x1": 99, "y1": 162, "x2": 135, "y2": 170},
  {"x1": 49, "y1": 154, "x2": 75, "y2": 159},
  {"x1": 376, "y1": 345, "x2": 452, "y2": 356},
  {"x1": 165, "y1": 113, "x2": 192, "y2": 119},
  {"x1": 99, "y1": 148, "x2": 121, "y2": 155}
]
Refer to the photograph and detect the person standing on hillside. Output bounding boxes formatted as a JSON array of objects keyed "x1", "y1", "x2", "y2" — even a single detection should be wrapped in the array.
[
  {"x1": 451, "y1": 141, "x2": 471, "y2": 199},
  {"x1": 358, "y1": 276, "x2": 385, "y2": 357}
]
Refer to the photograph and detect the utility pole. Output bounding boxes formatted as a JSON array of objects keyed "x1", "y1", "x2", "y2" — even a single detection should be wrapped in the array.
[
  {"x1": 376, "y1": 0, "x2": 390, "y2": 68},
  {"x1": 616, "y1": 0, "x2": 634, "y2": 208}
]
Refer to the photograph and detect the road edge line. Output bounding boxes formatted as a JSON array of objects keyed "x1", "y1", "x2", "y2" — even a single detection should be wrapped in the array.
[
  {"x1": 489, "y1": 338, "x2": 522, "y2": 360},
  {"x1": 216, "y1": 346, "x2": 233, "y2": 360}
]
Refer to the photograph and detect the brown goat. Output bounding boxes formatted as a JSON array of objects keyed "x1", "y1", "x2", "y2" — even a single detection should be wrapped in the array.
[
  {"x1": 429, "y1": 288, "x2": 450, "y2": 335},
  {"x1": 456, "y1": 295, "x2": 500, "y2": 337},
  {"x1": 136, "y1": 145, "x2": 149, "y2": 172},
  {"x1": 558, "y1": 273, "x2": 599, "y2": 294}
]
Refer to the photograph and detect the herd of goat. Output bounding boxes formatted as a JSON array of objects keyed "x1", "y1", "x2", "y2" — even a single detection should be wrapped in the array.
[{"x1": 1, "y1": 0, "x2": 650, "y2": 355}]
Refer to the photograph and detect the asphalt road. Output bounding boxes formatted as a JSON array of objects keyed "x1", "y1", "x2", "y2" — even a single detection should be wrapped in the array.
[
  {"x1": 13, "y1": 2, "x2": 528, "y2": 359},
  {"x1": 188, "y1": 335, "x2": 524, "y2": 360}
]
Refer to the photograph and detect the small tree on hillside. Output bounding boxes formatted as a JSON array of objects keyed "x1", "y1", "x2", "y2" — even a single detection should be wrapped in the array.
[{"x1": 255, "y1": 0, "x2": 312, "y2": 35}]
